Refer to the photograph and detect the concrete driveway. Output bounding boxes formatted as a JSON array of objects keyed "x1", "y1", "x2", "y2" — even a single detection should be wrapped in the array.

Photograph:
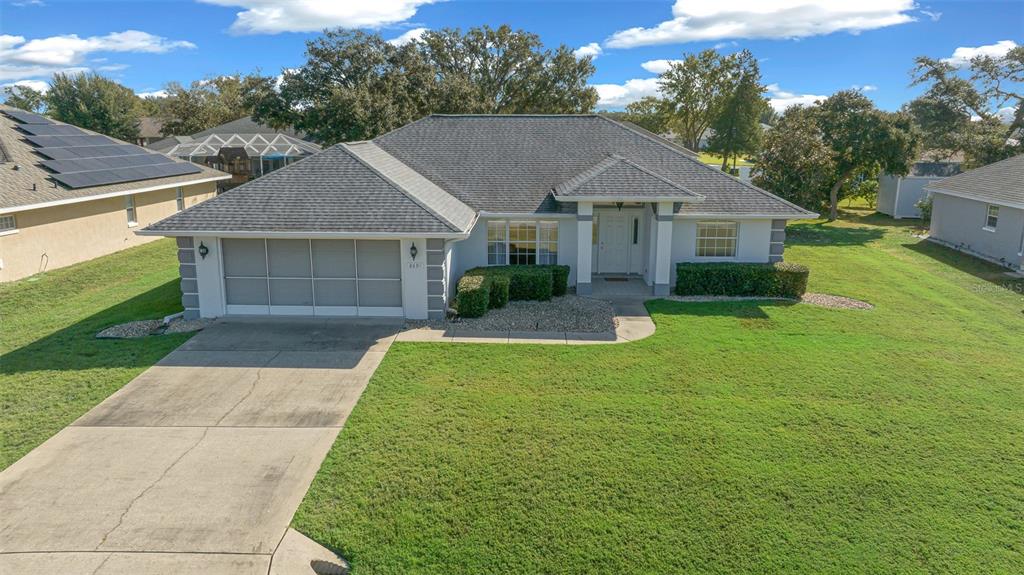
[{"x1": 0, "y1": 317, "x2": 401, "y2": 574}]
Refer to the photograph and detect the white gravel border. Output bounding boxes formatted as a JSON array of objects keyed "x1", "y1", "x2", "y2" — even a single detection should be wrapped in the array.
[
  {"x1": 96, "y1": 317, "x2": 213, "y2": 339},
  {"x1": 408, "y1": 295, "x2": 617, "y2": 333},
  {"x1": 666, "y1": 292, "x2": 873, "y2": 310}
]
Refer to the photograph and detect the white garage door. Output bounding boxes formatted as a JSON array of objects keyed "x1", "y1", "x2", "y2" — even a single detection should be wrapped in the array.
[{"x1": 221, "y1": 238, "x2": 403, "y2": 316}]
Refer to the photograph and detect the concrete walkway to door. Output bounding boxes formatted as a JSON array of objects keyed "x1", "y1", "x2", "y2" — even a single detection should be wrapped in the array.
[{"x1": 0, "y1": 317, "x2": 401, "y2": 574}]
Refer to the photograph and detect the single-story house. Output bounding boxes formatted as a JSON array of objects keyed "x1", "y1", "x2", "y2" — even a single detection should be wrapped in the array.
[
  {"x1": 877, "y1": 154, "x2": 962, "y2": 219},
  {"x1": 142, "y1": 115, "x2": 816, "y2": 320},
  {"x1": 0, "y1": 105, "x2": 229, "y2": 282},
  {"x1": 926, "y1": 154, "x2": 1024, "y2": 270},
  {"x1": 135, "y1": 116, "x2": 165, "y2": 148}
]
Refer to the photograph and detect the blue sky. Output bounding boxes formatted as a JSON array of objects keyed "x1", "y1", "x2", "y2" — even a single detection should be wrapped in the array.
[{"x1": 1, "y1": 1, "x2": 1021, "y2": 112}]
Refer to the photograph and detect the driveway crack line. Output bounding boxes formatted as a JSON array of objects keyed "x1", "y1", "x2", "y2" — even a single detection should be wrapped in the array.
[
  {"x1": 93, "y1": 427, "x2": 211, "y2": 551},
  {"x1": 215, "y1": 351, "x2": 281, "y2": 426}
]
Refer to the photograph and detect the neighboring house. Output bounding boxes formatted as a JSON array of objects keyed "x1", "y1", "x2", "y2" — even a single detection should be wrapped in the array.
[
  {"x1": 135, "y1": 116, "x2": 165, "y2": 147},
  {"x1": 878, "y1": 153, "x2": 962, "y2": 219},
  {"x1": 0, "y1": 106, "x2": 229, "y2": 282},
  {"x1": 142, "y1": 114, "x2": 815, "y2": 320},
  {"x1": 152, "y1": 116, "x2": 320, "y2": 192},
  {"x1": 926, "y1": 154, "x2": 1024, "y2": 270}
]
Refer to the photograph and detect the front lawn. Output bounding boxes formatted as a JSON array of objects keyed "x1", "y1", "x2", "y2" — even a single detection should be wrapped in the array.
[
  {"x1": 295, "y1": 211, "x2": 1023, "y2": 574},
  {"x1": 0, "y1": 239, "x2": 191, "y2": 470}
]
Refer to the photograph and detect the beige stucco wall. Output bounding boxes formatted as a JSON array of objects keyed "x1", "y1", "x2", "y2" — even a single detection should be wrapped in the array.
[{"x1": 0, "y1": 181, "x2": 217, "y2": 282}]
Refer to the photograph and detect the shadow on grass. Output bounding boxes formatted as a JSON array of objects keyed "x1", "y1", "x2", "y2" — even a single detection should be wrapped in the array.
[
  {"x1": 1, "y1": 279, "x2": 189, "y2": 375},
  {"x1": 787, "y1": 221, "x2": 886, "y2": 247},
  {"x1": 902, "y1": 238, "x2": 1024, "y2": 295},
  {"x1": 647, "y1": 298, "x2": 799, "y2": 320}
]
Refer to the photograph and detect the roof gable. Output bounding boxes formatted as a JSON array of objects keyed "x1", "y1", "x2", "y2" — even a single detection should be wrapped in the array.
[{"x1": 553, "y1": 154, "x2": 704, "y2": 201}]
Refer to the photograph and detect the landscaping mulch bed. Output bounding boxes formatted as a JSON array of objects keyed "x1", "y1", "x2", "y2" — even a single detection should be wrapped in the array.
[
  {"x1": 407, "y1": 295, "x2": 616, "y2": 333},
  {"x1": 96, "y1": 317, "x2": 212, "y2": 339}
]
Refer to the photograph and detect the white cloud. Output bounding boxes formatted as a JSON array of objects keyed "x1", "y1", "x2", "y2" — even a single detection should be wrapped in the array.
[
  {"x1": 387, "y1": 27, "x2": 428, "y2": 46},
  {"x1": 1, "y1": 30, "x2": 194, "y2": 66},
  {"x1": 942, "y1": 40, "x2": 1018, "y2": 67},
  {"x1": 594, "y1": 77, "x2": 662, "y2": 108},
  {"x1": 851, "y1": 84, "x2": 878, "y2": 92},
  {"x1": 10, "y1": 0, "x2": 45, "y2": 6},
  {"x1": 3, "y1": 79, "x2": 51, "y2": 93},
  {"x1": 713, "y1": 40, "x2": 738, "y2": 49},
  {"x1": 920, "y1": 9, "x2": 942, "y2": 21},
  {"x1": 640, "y1": 59, "x2": 683, "y2": 74},
  {"x1": 573, "y1": 42, "x2": 603, "y2": 59},
  {"x1": 200, "y1": 0, "x2": 436, "y2": 34},
  {"x1": 606, "y1": 0, "x2": 917, "y2": 48},
  {"x1": 97, "y1": 64, "x2": 130, "y2": 72},
  {"x1": 0, "y1": 30, "x2": 193, "y2": 83},
  {"x1": 996, "y1": 106, "x2": 1018, "y2": 124},
  {"x1": 136, "y1": 89, "x2": 168, "y2": 98},
  {"x1": 767, "y1": 83, "x2": 826, "y2": 112}
]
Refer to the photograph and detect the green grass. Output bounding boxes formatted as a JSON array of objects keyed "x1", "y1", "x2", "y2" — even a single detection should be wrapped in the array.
[
  {"x1": 0, "y1": 239, "x2": 192, "y2": 470},
  {"x1": 699, "y1": 151, "x2": 755, "y2": 167},
  {"x1": 295, "y1": 210, "x2": 1024, "y2": 574}
]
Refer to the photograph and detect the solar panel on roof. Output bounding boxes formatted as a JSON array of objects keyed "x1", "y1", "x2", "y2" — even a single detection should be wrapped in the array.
[
  {"x1": 18, "y1": 124, "x2": 87, "y2": 137},
  {"x1": 41, "y1": 153, "x2": 175, "y2": 174},
  {"x1": 35, "y1": 144, "x2": 145, "y2": 160},
  {"x1": 2, "y1": 109, "x2": 53, "y2": 124},
  {"x1": 50, "y1": 161, "x2": 201, "y2": 189},
  {"x1": 25, "y1": 134, "x2": 115, "y2": 148}
]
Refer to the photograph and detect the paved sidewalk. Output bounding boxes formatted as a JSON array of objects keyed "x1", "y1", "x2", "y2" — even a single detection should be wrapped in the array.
[{"x1": 0, "y1": 318, "x2": 400, "y2": 574}]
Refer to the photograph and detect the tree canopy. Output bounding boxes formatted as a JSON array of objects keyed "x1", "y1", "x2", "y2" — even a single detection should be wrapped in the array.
[
  {"x1": 908, "y1": 45, "x2": 1022, "y2": 167},
  {"x1": 658, "y1": 49, "x2": 758, "y2": 151},
  {"x1": 46, "y1": 73, "x2": 142, "y2": 142},
  {"x1": 755, "y1": 91, "x2": 918, "y2": 220},
  {"x1": 158, "y1": 75, "x2": 262, "y2": 135},
  {"x1": 247, "y1": 26, "x2": 598, "y2": 144},
  {"x1": 2, "y1": 85, "x2": 45, "y2": 113},
  {"x1": 706, "y1": 51, "x2": 767, "y2": 169}
]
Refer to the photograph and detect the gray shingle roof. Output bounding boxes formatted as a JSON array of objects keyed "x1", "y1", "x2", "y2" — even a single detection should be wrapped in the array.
[
  {"x1": 924, "y1": 154, "x2": 1024, "y2": 208},
  {"x1": 553, "y1": 155, "x2": 703, "y2": 200},
  {"x1": 376, "y1": 114, "x2": 815, "y2": 217},
  {"x1": 143, "y1": 144, "x2": 458, "y2": 235}
]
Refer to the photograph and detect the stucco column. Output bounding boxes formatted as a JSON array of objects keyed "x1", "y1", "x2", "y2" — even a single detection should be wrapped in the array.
[
  {"x1": 654, "y1": 201, "x2": 674, "y2": 296},
  {"x1": 193, "y1": 236, "x2": 225, "y2": 318},
  {"x1": 401, "y1": 238, "x2": 429, "y2": 320},
  {"x1": 576, "y1": 202, "x2": 593, "y2": 295}
]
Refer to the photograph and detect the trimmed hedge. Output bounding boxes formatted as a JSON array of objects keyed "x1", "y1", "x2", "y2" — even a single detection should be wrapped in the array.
[
  {"x1": 675, "y1": 262, "x2": 810, "y2": 298},
  {"x1": 455, "y1": 275, "x2": 490, "y2": 318},
  {"x1": 457, "y1": 264, "x2": 571, "y2": 317}
]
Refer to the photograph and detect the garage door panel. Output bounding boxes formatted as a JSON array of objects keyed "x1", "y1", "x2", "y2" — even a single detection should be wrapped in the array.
[
  {"x1": 225, "y1": 278, "x2": 269, "y2": 305},
  {"x1": 311, "y1": 240, "x2": 355, "y2": 278},
  {"x1": 313, "y1": 279, "x2": 357, "y2": 307},
  {"x1": 222, "y1": 239, "x2": 402, "y2": 316},
  {"x1": 357, "y1": 280, "x2": 402, "y2": 307},
  {"x1": 267, "y1": 239, "x2": 312, "y2": 277},
  {"x1": 270, "y1": 278, "x2": 313, "y2": 306},
  {"x1": 355, "y1": 240, "x2": 401, "y2": 279},
  {"x1": 222, "y1": 239, "x2": 267, "y2": 277}
]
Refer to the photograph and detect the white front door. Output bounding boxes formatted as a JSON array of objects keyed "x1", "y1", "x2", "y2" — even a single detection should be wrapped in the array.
[{"x1": 598, "y1": 212, "x2": 630, "y2": 273}]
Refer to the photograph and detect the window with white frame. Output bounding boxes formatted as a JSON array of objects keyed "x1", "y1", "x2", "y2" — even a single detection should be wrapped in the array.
[
  {"x1": 487, "y1": 220, "x2": 558, "y2": 265},
  {"x1": 125, "y1": 195, "x2": 137, "y2": 226},
  {"x1": 0, "y1": 214, "x2": 16, "y2": 235},
  {"x1": 985, "y1": 205, "x2": 999, "y2": 230},
  {"x1": 696, "y1": 221, "x2": 738, "y2": 257},
  {"x1": 176, "y1": 187, "x2": 185, "y2": 211}
]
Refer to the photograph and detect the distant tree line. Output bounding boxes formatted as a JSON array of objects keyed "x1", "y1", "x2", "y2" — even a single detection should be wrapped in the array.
[{"x1": 2, "y1": 26, "x2": 1020, "y2": 221}]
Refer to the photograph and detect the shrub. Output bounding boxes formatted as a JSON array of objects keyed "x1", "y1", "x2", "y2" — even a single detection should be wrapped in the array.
[
  {"x1": 489, "y1": 275, "x2": 510, "y2": 309},
  {"x1": 541, "y1": 265, "x2": 571, "y2": 296},
  {"x1": 916, "y1": 195, "x2": 933, "y2": 224},
  {"x1": 455, "y1": 275, "x2": 490, "y2": 318},
  {"x1": 675, "y1": 262, "x2": 809, "y2": 298},
  {"x1": 466, "y1": 266, "x2": 553, "y2": 301}
]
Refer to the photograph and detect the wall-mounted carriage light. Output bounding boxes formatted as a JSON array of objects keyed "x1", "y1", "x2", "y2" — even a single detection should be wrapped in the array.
[
  {"x1": 615, "y1": 202, "x2": 624, "y2": 211},
  {"x1": 198, "y1": 242, "x2": 209, "y2": 260},
  {"x1": 410, "y1": 242, "x2": 418, "y2": 261}
]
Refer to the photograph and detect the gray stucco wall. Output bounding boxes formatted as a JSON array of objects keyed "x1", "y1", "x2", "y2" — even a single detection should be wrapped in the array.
[{"x1": 930, "y1": 193, "x2": 1024, "y2": 269}]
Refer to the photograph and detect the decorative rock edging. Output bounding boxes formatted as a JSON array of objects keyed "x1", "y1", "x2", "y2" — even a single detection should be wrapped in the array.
[
  {"x1": 665, "y1": 293, "x2": 873, "y2": 310},
  {"x1": 95, "y1": 317, "x2": 213, "y2": 339}
]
